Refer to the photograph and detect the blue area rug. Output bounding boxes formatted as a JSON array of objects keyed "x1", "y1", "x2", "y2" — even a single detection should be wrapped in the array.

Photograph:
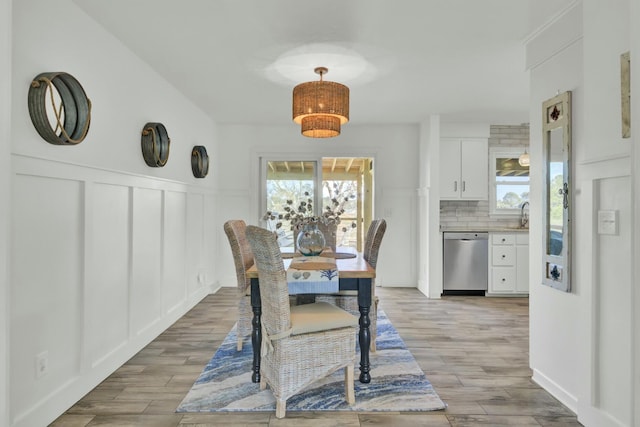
[{"x1": 176, "y1": 310, "x2": 446, "y2": 413}]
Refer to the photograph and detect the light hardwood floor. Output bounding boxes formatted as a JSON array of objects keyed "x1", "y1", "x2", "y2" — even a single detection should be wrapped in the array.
[{"x1": 51, "y1": 287, "x2": 582, "y2": 426}]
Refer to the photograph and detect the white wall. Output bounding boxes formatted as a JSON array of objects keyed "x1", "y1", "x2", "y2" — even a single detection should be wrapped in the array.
[
  {"x1": 418, "y1": 116, "x2": 442, "y2": 298},
  {"x1": 1, "y1": 1, "x2": 13, "y2": 426},
  {"x1": 527, "y1": 7, "x2": 583, "y2": 409},
  {"x1": 215, "y1": 123, "x2": 419, "y2": 289},
  {"x1": 632, "y1": 0, "x2": 640, "y2": 422},
  {"x1": 9, "y1": 1, "x2": 217, "y2": 426},
  {"x1": 527, "y1": 2, "x2": 636, "y2": 426}
]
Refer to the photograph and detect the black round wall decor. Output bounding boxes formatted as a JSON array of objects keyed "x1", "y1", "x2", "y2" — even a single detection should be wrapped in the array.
[
  {"x1": 141, "y1": 122, "x2": 170, "y2": 167},
  {"x1": 28, "y1": 72, "x2": 92, "y2": 145},
  {"x1": 191, "y1": 145, "x2": 209, "y2": 178}
]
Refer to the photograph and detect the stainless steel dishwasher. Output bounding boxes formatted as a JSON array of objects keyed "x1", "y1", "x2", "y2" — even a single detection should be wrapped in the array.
[{"x1": 443, "y1": 232, "x2": 488, "y2": 295}]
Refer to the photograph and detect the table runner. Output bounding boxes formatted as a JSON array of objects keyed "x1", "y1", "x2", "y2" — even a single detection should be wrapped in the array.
[{"x1": 286, "y1": 256, "x2": 339, "y2": 294}]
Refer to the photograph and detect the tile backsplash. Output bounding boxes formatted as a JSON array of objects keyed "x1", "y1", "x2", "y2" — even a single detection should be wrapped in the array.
[
  {"x1": 440, "y1": 200, "x2": 521, "y2": 230},
  {"x1": 440, "y1": 124, "x2": 528, "y2": 231}
]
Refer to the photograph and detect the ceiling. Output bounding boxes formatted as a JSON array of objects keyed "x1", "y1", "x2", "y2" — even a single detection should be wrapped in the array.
[{"x1": 73, "y1": 0, "x2": 575, "y2": 127}]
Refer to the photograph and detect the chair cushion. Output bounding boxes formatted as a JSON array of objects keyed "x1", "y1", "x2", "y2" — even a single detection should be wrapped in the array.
[{"x1": 290, "y1": 302, "x2": 358, "y2": 336}]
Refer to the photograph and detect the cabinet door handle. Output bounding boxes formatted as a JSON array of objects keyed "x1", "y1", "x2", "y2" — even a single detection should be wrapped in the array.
[
  {"x1": 501, "y1": 238, "x2": 506, "y2": 242},
  {"x1": 501, "y1": 278, "x2": 506, "y2": 282},
  {"x1": 462, "y1": 181, "x2": 466, "y2": 192},
  {"x1": 501, "y1": 254, "x2": 506, "y2": 259},
  {"x1": 454, "y1": 181, "x2": 457, "y2": 192}
]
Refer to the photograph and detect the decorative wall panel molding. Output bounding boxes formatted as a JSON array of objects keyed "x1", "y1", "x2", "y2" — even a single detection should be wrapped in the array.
[
  {"x1": 28, "y1": 72, "x2": 92, "y2": 145},
  {"x1": 191, "y1": 145, "x2": 209, "y2": 178},
  {"x1": 141, "y1": 122, "x2": 170, "y2": 167}
]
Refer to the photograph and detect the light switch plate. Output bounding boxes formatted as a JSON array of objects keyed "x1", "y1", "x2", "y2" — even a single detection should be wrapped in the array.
[{"x1": 597, "y1": 210, "x2": 618, "y2": 235}]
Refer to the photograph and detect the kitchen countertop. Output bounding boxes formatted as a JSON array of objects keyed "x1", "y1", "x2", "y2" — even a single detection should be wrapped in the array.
[{"x1": 440, "y1": 227, "x2": 529, "y2": 233}]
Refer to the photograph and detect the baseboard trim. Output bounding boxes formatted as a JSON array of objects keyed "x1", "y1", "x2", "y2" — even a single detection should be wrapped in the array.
[
  {"x1": 12, "y1": 291, "x2": 209, "y2": 427},
  {"x1": 531, "y1": 368, "x2": 578, "y2": 414}
]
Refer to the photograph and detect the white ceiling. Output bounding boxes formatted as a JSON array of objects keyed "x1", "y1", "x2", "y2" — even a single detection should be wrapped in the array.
[{"x1": 73, "y1": 0, "x2": 575, "y2": 127}]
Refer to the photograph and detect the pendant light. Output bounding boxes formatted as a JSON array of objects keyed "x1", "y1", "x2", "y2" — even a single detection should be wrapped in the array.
[{"x1": 292, "y1": 67, "x2": 349, "y2": 138}]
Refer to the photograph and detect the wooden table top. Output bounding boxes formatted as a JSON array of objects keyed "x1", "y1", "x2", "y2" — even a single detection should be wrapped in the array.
[{"x1": 246, "y1": 247, "x2": 375, "y2": 279}]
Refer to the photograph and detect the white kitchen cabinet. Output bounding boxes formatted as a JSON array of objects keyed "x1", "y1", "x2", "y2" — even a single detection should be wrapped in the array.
[
  {"x1": 488, "y1": 232, "x2": 529, "y2": 295},
  {"x1": 440, "y1": 138, "x2": 488, "y2": 200}
]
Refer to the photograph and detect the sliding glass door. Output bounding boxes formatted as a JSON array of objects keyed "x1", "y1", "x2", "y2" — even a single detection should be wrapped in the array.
[
  {"x1": 260, "y1": 156, "x2": 373, "y2": 251},
  {"x1": 262, "y1": 159, "x2": 318, "y2": 247}
]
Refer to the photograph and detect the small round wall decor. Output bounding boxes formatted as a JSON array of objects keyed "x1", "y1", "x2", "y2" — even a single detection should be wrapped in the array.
[
  {"x1": 28, "y1": 72, "x2": 92, "y2": 145},
  {"x1": 141, "y1": 122, "x2": 170, "y2": 167},
  {"x1": 191, "y1": 145, "x2": 209, "y2": 178}
]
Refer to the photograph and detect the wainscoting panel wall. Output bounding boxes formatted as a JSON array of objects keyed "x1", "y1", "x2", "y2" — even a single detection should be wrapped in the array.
[
  {"x1": 131, "y1": 187, "x2": 164, "y2": 336},
  {"x1": 594, "y1": 175, "x2": 632, "y2": 423},
  {"x1": 11, "y1": 173, "x2": 84, "y2": 419},
  {"x1": 186, "y1": 193, "x2": 206, "y2": 298},
  {"x1": 162, "y1": 190, "x2": 188, "y2": 316},
  {"x1": 9, "y1": 155, "x2": 214, "y2": 427},
  {"x1": 89, "y1": 182, "x2": 131, "y2": 367}
]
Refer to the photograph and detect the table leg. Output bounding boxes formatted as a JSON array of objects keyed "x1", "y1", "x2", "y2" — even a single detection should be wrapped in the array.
[
  {"x1": 358, "y1": 279, "x2": 371, "y2": 383},
  {"x1": 250, "y1": 278, "x2": 261, "y2": 383}
]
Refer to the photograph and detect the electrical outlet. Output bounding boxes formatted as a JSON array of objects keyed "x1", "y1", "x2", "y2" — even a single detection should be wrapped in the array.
[{"x1": 35, "y1": 351, "x2": 49, "y2": 379}]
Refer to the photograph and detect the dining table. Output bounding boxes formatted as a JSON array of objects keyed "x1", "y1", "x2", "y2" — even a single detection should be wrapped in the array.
[{"x1": 246, "y1": 247, "x2": 376, "y2": 384}]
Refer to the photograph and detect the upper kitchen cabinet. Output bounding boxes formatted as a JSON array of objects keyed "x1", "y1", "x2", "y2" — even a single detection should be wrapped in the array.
[{"x1": 440, "y1": 138, "x2": 488, "y2": 200}]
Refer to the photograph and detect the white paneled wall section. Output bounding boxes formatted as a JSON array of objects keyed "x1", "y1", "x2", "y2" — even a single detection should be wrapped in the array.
[
  {"x1": 10, "y1": 156, "x2": 215, "y2": 427},
  {"x1": 10, "y1": 0, "x2": 218, "y2": 424}
]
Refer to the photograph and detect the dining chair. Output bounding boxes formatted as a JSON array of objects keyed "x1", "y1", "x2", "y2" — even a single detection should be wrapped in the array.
[
  {"x1": 223, "y1": 220, "x2": 253, "y2": 351},
  {"x1": 245, "y1": 225, "x2": 357, "y2": 419},
  {"x1": 317, "y1": 221, "x2": 338, "y2": 252},
  {"x1": 316, "y1": 218, "x2": 387, "y2": 352}
]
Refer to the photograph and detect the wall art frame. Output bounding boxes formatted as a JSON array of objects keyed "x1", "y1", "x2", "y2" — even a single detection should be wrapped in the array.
[
  {"x1": 28, "y1": 71, "x2": 92, "y2": 145},
  {"x1": 191, "y1": 145, "x2": 209, "y2": 178},
  {"x1": 541, "y1": 90, "x2": 572, "y2": 292},
  {"x1": 621, "y1": 51, "x2": 630, "y2": 138},
  {"x1": 141, "y1": 122, "x2": 170, "y2": 167}
]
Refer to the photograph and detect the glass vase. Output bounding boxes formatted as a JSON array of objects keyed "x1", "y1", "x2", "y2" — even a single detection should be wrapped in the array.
[{"x1": 296, "y1": 223, "x2": 325, "y2": 256}]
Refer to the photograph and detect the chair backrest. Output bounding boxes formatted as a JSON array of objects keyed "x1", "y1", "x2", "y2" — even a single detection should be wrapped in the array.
[
  {"x1": 223, "y1": 220, "x2": 254, "y2": 295},
  {"x1": 317, "y1": 221, "x2": 337, "y2": 252},
  {"x1": 245, "y1": 225, "x2": 291, "y2": 336},
  {"x1": 364, "y1": 219, "x2": 387, "y2": 269}
]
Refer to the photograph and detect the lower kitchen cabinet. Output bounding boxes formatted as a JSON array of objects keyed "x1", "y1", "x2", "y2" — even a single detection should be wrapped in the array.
[{"x1": 488, "y1": 232, "x2": 529, "y2": 295}]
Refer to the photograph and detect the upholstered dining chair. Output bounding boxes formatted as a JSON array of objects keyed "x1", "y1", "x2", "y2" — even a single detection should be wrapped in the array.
[
  {"x1": 316, "y1": 218, "x2": 387, "y2": 352},
  {"x1": 223, "y1": 220, "x2": 253, "y2": 351},
  {"x1": 245, "y1": 225, "x2": 357, "y2": 419}
]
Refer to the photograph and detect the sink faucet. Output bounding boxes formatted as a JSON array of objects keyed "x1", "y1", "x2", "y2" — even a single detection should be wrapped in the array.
[{"x1": 520, "y1": 201, "x2": 530, "y2": 228}]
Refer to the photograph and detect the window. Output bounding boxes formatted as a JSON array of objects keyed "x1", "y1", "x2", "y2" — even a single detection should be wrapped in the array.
[
  {"x1": 490, "y1": 148, "x2": 530, "y2": 215},
  {"x1": 260, "y1": 157, "x2": 373, "y2": 250}
]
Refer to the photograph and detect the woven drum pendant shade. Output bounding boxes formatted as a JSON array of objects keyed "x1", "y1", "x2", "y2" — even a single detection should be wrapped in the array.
[
  {"x1": 292, "y1": 67, "x2": 349, "y2": 138},
  {"x1": 301, "y1": 115, "x2": 341, "y2": 138}
]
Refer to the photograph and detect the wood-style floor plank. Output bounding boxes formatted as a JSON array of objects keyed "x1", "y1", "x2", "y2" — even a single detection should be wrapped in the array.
[{"x1": 50, "y1": 287, "x2": 582, "y2": 426}]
